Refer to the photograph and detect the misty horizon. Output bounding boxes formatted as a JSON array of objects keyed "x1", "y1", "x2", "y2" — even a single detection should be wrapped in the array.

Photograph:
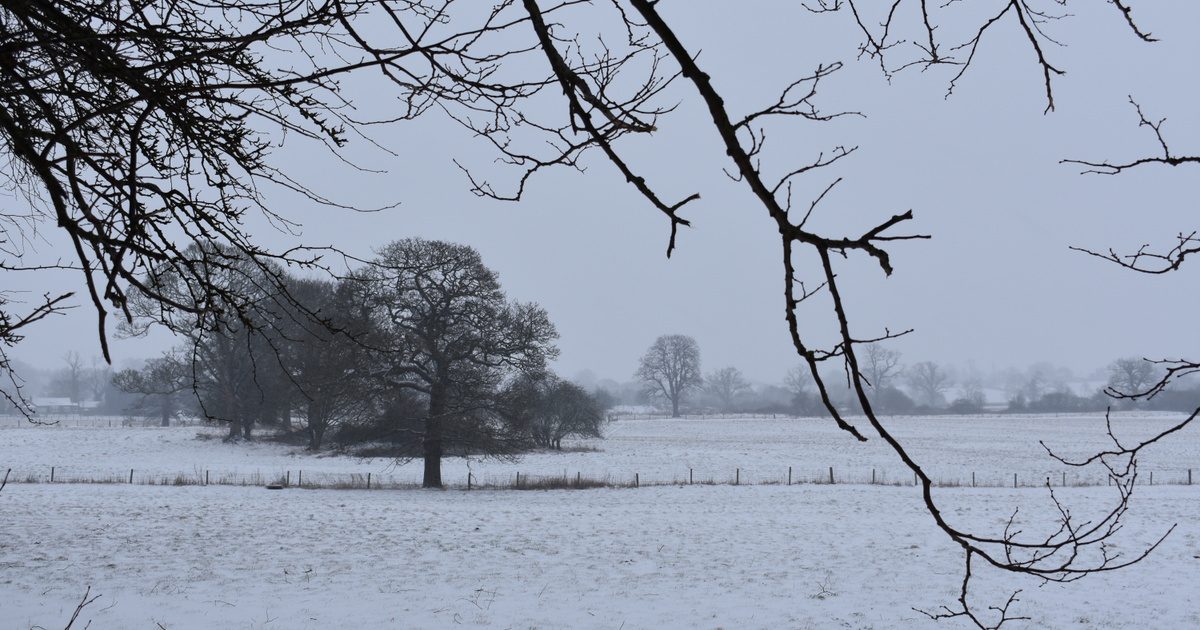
[{"x1": 6, "y1": 3, "x2": 1199, "y2": 384}]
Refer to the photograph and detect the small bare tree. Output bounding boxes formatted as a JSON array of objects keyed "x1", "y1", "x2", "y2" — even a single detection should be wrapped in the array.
[
  {"x1": 636, "y1": 334, "x2": 702, "y2": 418},
  {"x1": 508, "y1": 375, "x2": 606, "y2": 450},
  {"x1": 112, "y1": 354, "x2": 187, "y2": 427},
  {"x1": 861, "y1": 344, "x2": 903, "y2": 391},
  {"x1": 704, "y1": 366, "x2": 750, "y2": 413},
  {"x1": 905, "y1": 361, "x2": 953, "y2": 408},
  {"x1": 1106, "y1": 357, "x2": 1160, "y2": 399},
  {"x1": 57, "y1": 351, "x2": 85, "y2": 404}
]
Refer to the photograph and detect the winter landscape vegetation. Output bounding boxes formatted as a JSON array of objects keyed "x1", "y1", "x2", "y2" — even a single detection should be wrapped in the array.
[{"x1": 2, "y1": 1, "x2": 1198, "y2": 629}]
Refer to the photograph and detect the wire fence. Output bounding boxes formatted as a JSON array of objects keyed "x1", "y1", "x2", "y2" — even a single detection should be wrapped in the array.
[
  {"x1": 613, "y1": 412, "x2": 798, "y2": 421},
  {"x1": 1, "y1": 414, "x2": 209, "y2": 428},
  {"x1": 3, "y1": 464, "x2": 1194, "y2": 492},
  {"x1": 611, "y1": 410, "x2": 1188, "y2": 421}
]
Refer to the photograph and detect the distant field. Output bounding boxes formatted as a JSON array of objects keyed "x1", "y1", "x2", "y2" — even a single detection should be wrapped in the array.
[{"x1": 1, "y1": 412, "x2": 1197, "y2": 487}]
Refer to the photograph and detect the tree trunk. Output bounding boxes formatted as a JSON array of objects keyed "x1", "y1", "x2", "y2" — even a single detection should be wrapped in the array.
[
  {"x1": 422, "y1": 383, "x2": 446, "y2": 488},
  {"x1": 159, "y1": 397, "x2": 171, "y2": 427},
  {"x1": 306, "y1": 401, "x2": 322, "y2": 450},
  {"x1": 422, "y1": 431, "x2": 442, "y2": 488},
  {"x1": 671, "y1": 395, "x2": 680, "y2": 418},
  {"x1": 308, "y1": 426, "x2": 324, "y2": 451},
  {"x1": 223, "y1": 375, "x2": 239, "y2": 439},
  {"x1": 241, "y1": 417, "x2": 253, "y2": 439}
]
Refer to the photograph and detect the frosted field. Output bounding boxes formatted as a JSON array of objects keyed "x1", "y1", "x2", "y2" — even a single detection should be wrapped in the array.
[
  {"x1": 1, "y1": 412, "x2": 1197, "y2": 487},
  {"x1": 2, "y1": 483, "x2": 1197, "y2": 629},
  {"x1": 1, "y1": 414, "x2": 1198, "y2": 628}
]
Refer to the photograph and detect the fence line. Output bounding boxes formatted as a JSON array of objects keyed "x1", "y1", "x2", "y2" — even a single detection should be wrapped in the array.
[
  {"x1": 3, "y1": 465, "x2": 1194, "y2": 492},
  {"x1": 614, "y1": 412, "x2": 792, "y2": 421},
  {"x1": 610, "y1": 410, "x2": 1190, "y2": 422},
  {"x1": 1, "y1": 414, "x2": 209, "y2": 428}
]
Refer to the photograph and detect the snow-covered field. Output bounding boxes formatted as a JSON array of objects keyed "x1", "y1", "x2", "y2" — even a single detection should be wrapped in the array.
[
  {"x1": 2, "y1": 412, "x2": 1197, "y2": 487},
  {"x1": 2, "y1": 483, "x2": 1197, "y2": 629},
  {"x1": 1, "y1": 414, "x2": 1197, "y2": 628}
]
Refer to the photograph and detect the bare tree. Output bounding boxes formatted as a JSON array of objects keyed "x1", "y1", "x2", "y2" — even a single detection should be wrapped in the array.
[
  {"x1": 0, "y1": 291, "x2": 71, "y2": 418},
  {"x1": 784, "y1": 365, "x2": 822, "y2": 416},
  {"x1": 1106, "y1": 359, "x2": 1162, "y2": 400},
  {"x1": 543, "y1": 6, "x2": 1192, "y2": 623},
  {"x1": 784, "y1": 365, "x2": 812, "y2": 400},
  {"x1": 112, "y1": 354, "x2": 187, "y2": 427},
  {"x1": 362, "y1": 238, "x2": 558, "y2": 488},
  {"x1": 0, "y1": 0, "x2": 393, "y2": 368},
  {"x1": 120, "y1": 244, "x2": 294, "y2": 439},
  {"x1": 704, "y1": 366, "x2": 750, "y2": 413},
  {"x1": 1065, "y1": 98, "x2": 1200, "y2": 406},
  {"x1": 57, "y1": 351, "x2": 85, "y2": 404},
  {"x1": 949, "y1": 376, "x2": 987, "y2": 415},
  {"x1": 861, "y1": 344, "x2": 903, "y2": 391},
  {"x1": 636, "y1": 334, "x2": 701, "y2": 418},
  {"x1": 905, "y1": 361, "x2": 953, "y2": 408},
  {"x1": 1064, "y1": 96, "x2": 1200, "y2": 406},
  {"x1": 1, "y1": 0, "x2": 572, "y2": 416},
  {"x1": 506, "y1": 373, "x2": 606, "y2": 450},
  {"x1": 87, "y1": 357, "x2": 112, "y2": 406},
  {"x1": 278, "y1": 278, "x2": 379, "y2": 450}
]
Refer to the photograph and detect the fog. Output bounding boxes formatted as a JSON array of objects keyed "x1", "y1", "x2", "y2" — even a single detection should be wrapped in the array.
[{"x1": 7, "y1": 2, "x2": 1198, "y2": 384}]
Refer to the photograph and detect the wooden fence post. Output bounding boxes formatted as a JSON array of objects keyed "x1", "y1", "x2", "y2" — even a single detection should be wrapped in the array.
[
  {"x1": 515, "y1": 472, "x2": 520, "y2": 489},
  {"x1": 635, "y1": 472, "x2": 639, "y2": 488},
  {"x1": 129, "y1": 469, "x2": 134, "y2": 484},
  {"x1": 735, "y1": 468, "x2": 739, "y2": 486},
  {"x1": 286, "y1": 471, "x2": 290, "y2": 487},
  {"x1": 788, "y1": 466, "x2": 792, "y2": 486},
  {"x1": 1013, "y1": 473, "x2": 1017, "y2": 488},
  {"x1": 50, "y1": 466, "x2": 54, "y2": 483},
  {"x1": 1062, "y1": 471, "x2": 1066, "y2": 487},
  {"x1": 971, "y1": 471, "x2": 975, "y2": 487},
  {"x1": 205, "y1": 470, "x2": 209, "y2": 486},
  {"x1": 467, "y1": 472, "x2": 472, "y2": 491},
  {"x1": 689, "y1": 468, "x2": 693, "y2": 485},
  {"x1": 829, "y1": 467, "x2": 834, "y2": 485},
  {"x1": 576, "y1": 471, "x2": 581, "y2": 487},
  {"x1": 367, "y1": 472, "x2": 372, "y2": 490},
  {"x1": 1189, "y1": 469, "x2": 1193, "y2": 485},
  {"x1": 1150, "y1": 471, "x2": 1153, "y2": 486},
  {"x1": 298, "y1": 470, "x2": 303, "y2": 488},
  {"x1": 871, "y1": 468, "x2": 876, "y2": 485}
]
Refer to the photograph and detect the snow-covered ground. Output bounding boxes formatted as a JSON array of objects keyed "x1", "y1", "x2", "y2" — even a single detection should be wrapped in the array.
[
  {"x1": 2, "y1": 415, "x2": 1198, "y2": 628},
  {"x1": 1, "y1": 412, "x2": 1197, "y2": 487},
  {"x1": 2, "y1": 483, "x2": 1197, "y2": 629}
]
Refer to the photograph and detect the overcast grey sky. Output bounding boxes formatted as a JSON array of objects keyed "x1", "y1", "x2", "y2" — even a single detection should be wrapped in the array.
[{"x1": 9, "y1": 2, "x2": 1199, "y2": 384}]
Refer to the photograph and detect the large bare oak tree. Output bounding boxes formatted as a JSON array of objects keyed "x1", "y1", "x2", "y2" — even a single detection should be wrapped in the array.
[
  {"x1": 636, "y1": 333, "x2": 701, "y2": 417},
  {"x1": 363, "y1": 238, "x2": 557, "y2": 488}
]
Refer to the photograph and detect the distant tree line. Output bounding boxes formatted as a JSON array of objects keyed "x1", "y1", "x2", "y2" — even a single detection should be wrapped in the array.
[
  {"x1": 620, "y1": 338, "x2": 1200, "y2": 418},
  {"x1": 114, "y1": 238, "x2": 609, "y2": 488},
  {"x1": 0, "y1": 351, "x2": 136, "y2": 416}
]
